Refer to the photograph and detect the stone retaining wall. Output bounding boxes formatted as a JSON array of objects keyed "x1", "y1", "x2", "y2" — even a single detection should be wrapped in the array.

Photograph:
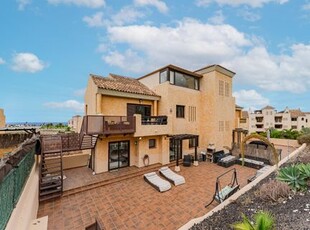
[{"x1": 0, "y1": 133, "x2": 33, "y2": 149}]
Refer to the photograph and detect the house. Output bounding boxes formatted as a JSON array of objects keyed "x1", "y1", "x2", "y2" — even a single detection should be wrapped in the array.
[
  {"x1": 0, "y1": 108, "x2": 5, "y2": 128},
  {"x1": 84, "y1": 64, "x2": 236, "y2": 174},
  {"x1": 248, "y1": 106, "x2": 310, "y2": 133},
  {"x1": 68, "y1": 115, "x2": 82, "y2": 132}
]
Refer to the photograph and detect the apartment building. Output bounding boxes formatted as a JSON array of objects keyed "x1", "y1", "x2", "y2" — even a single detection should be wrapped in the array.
[
  {"x1": 248, "y1": 106, "x2": 310, "y2": 133},
  {"x1": 84, "y1": 64, "x2": 236, "y2": 173},
  {"x1": 68, "y1": 115, "x2": 82, "y2": 132},
  {"x1": 0, "y1": 108, "x2": 5, "y2": 128}
]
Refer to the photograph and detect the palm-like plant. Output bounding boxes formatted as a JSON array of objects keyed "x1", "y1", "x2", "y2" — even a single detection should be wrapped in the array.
[
  {"x1": 277, "y1": 165, "x2": 307, "y2": 190},
  {"x1": 232, "y1": 211, "x2": 275, "y2": 230}
]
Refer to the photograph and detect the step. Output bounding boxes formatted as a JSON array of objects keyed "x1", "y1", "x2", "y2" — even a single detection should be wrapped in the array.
[
  {"x1": 41, "y1": 165, "x2": 61, "y2": 171},
  {"x1": 40, "y1": 187, "x2": 62, "y2": 196},
  {"x1": 41, "y1": 178, "x2": 61, "y2": 186},
  {"x1": 40, "y1": 181, "x2": 62, "y2": 190},
  {"x1": 39, "y1": 192, "x2": 62, "y2": 202},
  {"x1": 41, "y1": 170, "x2": 62, "y2": 176}
]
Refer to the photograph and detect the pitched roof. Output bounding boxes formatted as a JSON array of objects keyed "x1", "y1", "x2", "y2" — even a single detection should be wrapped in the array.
[
  {"x1": 289, "y1": 109, "x2": 305, "y2": 118},
  {"x1": 91, "y1": 74, "x2": 159, "y2": 97},
  {"x1": 261, "y1": 105, "x2": 275, "y2": 110}
]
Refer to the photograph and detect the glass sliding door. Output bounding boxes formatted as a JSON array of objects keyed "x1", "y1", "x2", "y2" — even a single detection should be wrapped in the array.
[
  {"x1": 169, "y1": 139, "x2": 182, "y2": 161},
  {"x1": 109, "y1": 141, "x2": 130, "y2": 170}
]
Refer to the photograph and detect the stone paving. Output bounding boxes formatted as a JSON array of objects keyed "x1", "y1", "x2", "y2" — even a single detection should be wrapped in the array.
[{"x1": 38, "y1": 162, "x2": 256, "y2": 230}]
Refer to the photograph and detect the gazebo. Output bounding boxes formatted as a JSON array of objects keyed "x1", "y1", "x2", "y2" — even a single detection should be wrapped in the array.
[{"x1": 168, "y1": 134, "x2": 199, "y2": 171}]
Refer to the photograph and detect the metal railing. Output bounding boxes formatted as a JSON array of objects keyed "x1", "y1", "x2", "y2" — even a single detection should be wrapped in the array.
[
  {"x1": 80, "y1": 115, "x2": 136, "y2": 135},
  {"x1": 141, "y1": 116, "x2": 168, "y2": 125}
]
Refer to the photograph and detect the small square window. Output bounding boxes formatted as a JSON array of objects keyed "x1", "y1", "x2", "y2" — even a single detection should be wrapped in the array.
[
  {"x1": 149, "y1": 139, "x2": 156, "y2": 148},
  {"x1": 176, "y1": 105, "x2": 185, "y2": 118}
]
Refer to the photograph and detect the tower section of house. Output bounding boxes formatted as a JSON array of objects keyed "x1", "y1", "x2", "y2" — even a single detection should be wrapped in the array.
[
  {"x1": 195, "y1": 65, "x2": 235, "y2": 149},
  {"x1": 0, "y1": 108, "x2": 5, "y2": 128},
  {"x1": 68, "y1": 115, "x2": 82, "y2": 132},
  {"x1": 235, "y1": 105, "x2": 243, "y2": 129}
]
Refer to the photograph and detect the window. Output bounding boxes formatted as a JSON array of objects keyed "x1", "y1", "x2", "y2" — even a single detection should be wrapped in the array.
[
  {"x1": 176, "y1": 105, "x2": 185, "y2": 118},
  {"x1": 160, "y1": 70, "x2": 168, "y2": 83},
  {"x1": 170, "y1": 71, "x2": 175, "y2": 84},
  {"x1": 292, "y1": 125, "x2": 297, "y2": 129},
  {"x1": 219, "y1": 80, "x2": 224, "y2": 96},
  {"x1": 224, "y1": 82, "x2": 229, "y2": 97},
  {"x1": 219, "y1": 121, "x2": 224, "y2": 132},
  {"x1": 291, "y1": 118, "x2": 297, "y2": 121},
  {"x1": 149, "y1": 139, "x2": 156, "y2": 148},
  {"x1": 189, "y1": 138, "x2": 196, "y2": 148},
  {"x1": 127, "y1": 104, "x2": 151, "y2": 117},
  {"x1": 301, "y1": 117, "x2": 304, "y2": 121}
]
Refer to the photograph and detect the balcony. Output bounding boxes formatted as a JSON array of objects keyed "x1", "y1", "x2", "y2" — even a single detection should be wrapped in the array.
[
  {"x1": 134, "y1": 114, "x2": 171, "y2": 137},
  {"x1": 81, "y1": 115, "x2": 136, "y2": 135}
]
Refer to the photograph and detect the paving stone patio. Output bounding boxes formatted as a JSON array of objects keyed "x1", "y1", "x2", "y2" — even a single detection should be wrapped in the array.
[{"x1": 38, "y1": 162, "x2": 256, "y2": 230}]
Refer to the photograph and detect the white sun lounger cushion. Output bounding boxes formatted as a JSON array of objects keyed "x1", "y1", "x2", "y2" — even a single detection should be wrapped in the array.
[
  {"x1": 159, "y1": 167, "x2": 185, "y2": 186},
  {"x1": 144, "y1": 172, "x2": 171, "y2": 192}
]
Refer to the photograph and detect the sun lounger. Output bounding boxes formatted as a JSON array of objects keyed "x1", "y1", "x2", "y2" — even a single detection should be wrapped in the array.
[
  {"x1": 159, "y1": 166, "x2": 185, "y2": 186},
  {"x1": 144, "y1": 172, "x2": 171, "y2": 192}
]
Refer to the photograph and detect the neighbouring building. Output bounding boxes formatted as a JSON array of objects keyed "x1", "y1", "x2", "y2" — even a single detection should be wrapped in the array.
[
  {"x1": 0, "y1": 108, "x2": 5, "y2": 128},
  {"x1": 68, "y1": 115, "x2": 82, "y2": 133},
  {"x1": 247, "y1": 106, "x2": 310, "y2": 133},
  {"x1": 84, "y1": 64, "x2": 236, "y2": 173}
]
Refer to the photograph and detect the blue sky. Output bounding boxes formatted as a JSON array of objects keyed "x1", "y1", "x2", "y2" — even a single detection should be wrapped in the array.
[{"x1": 1, "y1": 0, "x2": 310, "y2": 122}]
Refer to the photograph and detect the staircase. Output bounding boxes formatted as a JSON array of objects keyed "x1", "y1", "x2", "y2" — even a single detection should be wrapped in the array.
[
  {"x1": 80, "y1": 134, "x2": 99, "y2": 150},
  {"x1": 39, "y1": 135, "x2": 63, "y2": 202}
]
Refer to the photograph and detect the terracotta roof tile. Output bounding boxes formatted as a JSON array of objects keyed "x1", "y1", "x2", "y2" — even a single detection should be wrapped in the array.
[
  {"x1": 289, "y1": 109, "x2": 305, "y2": 118},
  {"x1": 91, "y1": 74, "x2": 159, "y2": 97}
]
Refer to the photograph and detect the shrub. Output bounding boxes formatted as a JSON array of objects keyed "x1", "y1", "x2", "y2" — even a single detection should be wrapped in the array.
[
  {"x1": 297, "y1": 134, "x2": 310, "y2": 145},
  {"x1": 297, "y1": 163, "x2": 310, "y2": 178},
  {"x1": 276, "y1": 165, "x2": 307, "y2": 191},
  {"x1": 259, "y1": 180, "x2": 291, "y2": 202},
  {"x1": 231, "y1": 211, "x2": 275, "y2": 230}
]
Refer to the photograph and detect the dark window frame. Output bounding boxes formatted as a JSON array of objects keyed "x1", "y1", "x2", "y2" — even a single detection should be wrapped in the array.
[
  {"x1": 149, "y1": 139, "x2": 156, "y2": 148},
  {"x1": 176, "y1": 105, "x2": 185, "y2": 118}
]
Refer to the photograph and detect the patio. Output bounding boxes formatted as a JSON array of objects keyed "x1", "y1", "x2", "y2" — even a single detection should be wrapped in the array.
[{"x1": 37, "y1": 162, "x2": 256, "y2": 230}]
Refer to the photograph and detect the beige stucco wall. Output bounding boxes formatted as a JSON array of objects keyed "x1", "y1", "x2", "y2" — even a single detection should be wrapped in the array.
[
  {"x1": 84, "y1": 77, "x2": 98, "y2": 115},
  {"x1": 100, "y1": 95, "x2": 154, "y2": 116},
  {"x1": 94, "y1": 134, "x2": 170, "y2": 174},
  {"x1": 6, "y1": 158, "x2": 40, "y2": 230},
  {"x1": 0, "y1": 108, "x2": 5, "y2": 128}
]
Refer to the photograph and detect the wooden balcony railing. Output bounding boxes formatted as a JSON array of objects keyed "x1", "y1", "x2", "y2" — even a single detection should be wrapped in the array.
[{"x1": 141, "y1": 116, "x2": 168, "y2": 125}]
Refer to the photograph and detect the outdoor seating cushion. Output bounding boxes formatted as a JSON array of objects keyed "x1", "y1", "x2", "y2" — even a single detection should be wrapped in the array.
[
  {"x1": 159, "y1": 166, "x2": 185, "y2": 186},
  {"x1": 144, "y1": 172, "x2": 171, "y2": 192}
]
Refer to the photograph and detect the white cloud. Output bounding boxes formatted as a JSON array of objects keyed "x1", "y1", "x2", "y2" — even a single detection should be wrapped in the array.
[
  {"x1": 302, "y1": 3, "x2": 310, "y2": 10},
  {"x1": 11, "y1": 52, "x2": 46, "y2": 73},
  {"x1": 48, "y1": 0, "x2": 105, "y2": 8},
  {"x1": 223, "y1": 44, "x2": 310, "y2": 93},
  {"x1": 233, "y1": 89, "x2": 270, "y2": 110},
  {"x1": 112, "y1": 6, "x2": 145, "y2": 26},
  {"x1": 83, "y1": 7, "x2": 144, "y2": 27},
  {"x1": 238, "y1": 9, "x2": 261, "y2": 21},
  {"x1": 134, "y1": 0, "x2": 168, "y2": 13},
  {"x1": 0, "y1": 58, "x2": 5, "y2": 65},
  {"x1": 83, "y1": 12, "x2": 106, "y2": 27},
  {"x1": 74, "y1": 89, "x2": 85, "y2": 97},
  {"x1": 44, "y1": 100, "x2": 84, "y2": 112},
  {"x1": 17, "y1": 0, "x2": 31, "y2": 10},
  {"x1": 196, "y1": 0, "x2": 288, "y2": 8},
  {"x1": 103, "y1": 18, "x2": 310, "y2": 93},
  {"x1": 208, "y1": 10, "x2": 225, "y2": 24},
  {"x1": 103, "y1": 49, "x2": 145, "y2": 73},
  {"x1": 104, "y1": 18, "x2": 251, "y2": 72}
]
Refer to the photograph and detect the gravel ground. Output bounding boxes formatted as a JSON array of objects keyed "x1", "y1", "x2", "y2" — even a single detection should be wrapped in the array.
[{"x1": 191, "y1": 145, "x2": 310, "y2": 230}]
